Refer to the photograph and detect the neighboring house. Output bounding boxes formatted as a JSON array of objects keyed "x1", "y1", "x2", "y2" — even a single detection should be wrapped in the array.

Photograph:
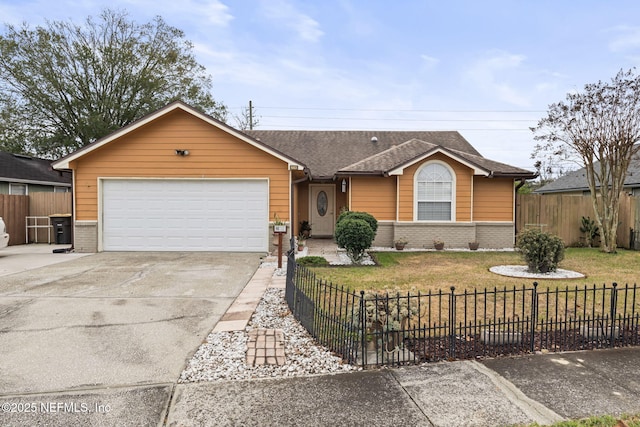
[
  {"x1": 0, "y1": 151, "x2": 72, "y2": 194},
  {"x1": 52, "y1": 101, "x2": 536, "y2": 253},
  {"x1": 536, "y1": 151, "x2": 640, "y2": 196}
]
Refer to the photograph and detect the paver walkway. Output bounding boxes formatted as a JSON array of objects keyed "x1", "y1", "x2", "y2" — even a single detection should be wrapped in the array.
[{"x1": 246, "y1": 328, "x2": 286, "y2": 366}]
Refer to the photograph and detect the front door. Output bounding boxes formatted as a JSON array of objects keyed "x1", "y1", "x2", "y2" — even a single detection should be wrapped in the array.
[{"x1": 310, "y1": 184, "x2": 335, "y2": 237}]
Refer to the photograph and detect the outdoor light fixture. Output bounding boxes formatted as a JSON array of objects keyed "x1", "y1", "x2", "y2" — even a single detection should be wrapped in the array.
[
  {"x1": 175, "y1": 149, "x2": 190, "y2": 156},
  {"x1": 341, "y1": 179, "x2": 347, "y2": 193}
]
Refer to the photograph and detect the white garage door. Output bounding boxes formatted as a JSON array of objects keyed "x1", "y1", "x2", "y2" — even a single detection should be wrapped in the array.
[{"x1": 102, "y1": 179, "x2": 269, "y2": 252}]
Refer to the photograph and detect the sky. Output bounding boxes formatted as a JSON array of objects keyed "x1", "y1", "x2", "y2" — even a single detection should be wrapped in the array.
[{"x1": 2, "y1": 0, "x2": 640, "y2": 173}]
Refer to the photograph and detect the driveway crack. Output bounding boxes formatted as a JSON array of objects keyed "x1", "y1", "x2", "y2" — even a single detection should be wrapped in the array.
[{"x1": 0, "y1": 314, "x2": 202, "y2": 334}]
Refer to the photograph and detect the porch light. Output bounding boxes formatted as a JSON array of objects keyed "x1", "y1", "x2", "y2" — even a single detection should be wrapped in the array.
[{"x1": 341, "y1": 179, "x2": 347, "y2": 193}]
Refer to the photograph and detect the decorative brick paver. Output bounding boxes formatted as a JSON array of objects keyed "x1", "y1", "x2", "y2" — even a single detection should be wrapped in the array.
[{"x1": 246, "y1": 328, "x2": 286, "y2": 366}]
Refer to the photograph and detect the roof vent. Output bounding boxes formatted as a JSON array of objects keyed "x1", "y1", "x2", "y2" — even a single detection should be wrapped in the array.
[{"x1": 371, "y1": 136, "x2": 378, "y2": 143}]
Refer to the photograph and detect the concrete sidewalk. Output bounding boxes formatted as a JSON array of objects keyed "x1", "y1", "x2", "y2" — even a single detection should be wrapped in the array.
[{"x1": 167, "y1": 347, "x2": 640, "y2": 427}]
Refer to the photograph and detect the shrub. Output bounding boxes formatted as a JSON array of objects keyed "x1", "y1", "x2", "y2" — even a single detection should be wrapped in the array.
[
  {"x1": 579, "y1": 216, "x2": 599, "y2": 248},
  {"x1": 516, "y1": 228, "x2": 565, "y2": 273},
  {"x1": 334, "y1": 218, "x2": 375, "y2": 264},
  {"x1": 297, "y1": 256, "x2": 329, "y2": 266},
  {"x1": 336, "y1": 211, "x2": 378, "y2": 235}
]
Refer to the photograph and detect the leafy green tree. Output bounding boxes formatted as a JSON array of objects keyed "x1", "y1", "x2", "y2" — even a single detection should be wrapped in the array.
[
  {"x1": 531, "y1": 69, "x2": 640, "y2": 253},
  {"x1": 0, "y1": 9, "x2": 227, "y2": 158}
]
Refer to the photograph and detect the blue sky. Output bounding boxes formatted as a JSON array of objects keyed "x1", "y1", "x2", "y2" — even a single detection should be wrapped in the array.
[{"x1": 2, "y1": 0, "x2": 640, "y2": 172}]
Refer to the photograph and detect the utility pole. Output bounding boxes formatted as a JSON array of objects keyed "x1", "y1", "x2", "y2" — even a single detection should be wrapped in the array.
[{"x1": 249, "y1": 100, "x2": 253, "y2": 130}]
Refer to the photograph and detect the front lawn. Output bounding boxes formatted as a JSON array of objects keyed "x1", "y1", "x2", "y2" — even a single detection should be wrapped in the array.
[{"x1": 307, "y1": 248, "x2": 640, "y2": 293}]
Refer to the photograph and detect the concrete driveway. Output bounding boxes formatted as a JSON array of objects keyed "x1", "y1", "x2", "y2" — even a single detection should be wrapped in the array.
[{"x1": 0, "y1": 246, "x2": 261, "y2": 426}]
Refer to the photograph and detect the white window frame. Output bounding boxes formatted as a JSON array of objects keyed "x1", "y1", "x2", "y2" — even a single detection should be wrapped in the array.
[
  {"x1": 9, "y1": 183, "x2": 28, "y2": 195},
  {"x1": 54, "y1": 186, "x2": 69, "y2": 193},
  {"x1": 414, "y1": 160, "x2": 456, "y2": 221}
]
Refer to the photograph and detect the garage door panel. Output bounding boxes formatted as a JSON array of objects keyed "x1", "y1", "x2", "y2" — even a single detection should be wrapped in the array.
[{"x1": 102, "y1": 180, "x2": 269, "y2": 252}]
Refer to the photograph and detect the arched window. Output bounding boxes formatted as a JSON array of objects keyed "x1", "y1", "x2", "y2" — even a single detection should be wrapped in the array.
[{"x1": 415, "y1": 162, "x2": 454, "y2": 221}]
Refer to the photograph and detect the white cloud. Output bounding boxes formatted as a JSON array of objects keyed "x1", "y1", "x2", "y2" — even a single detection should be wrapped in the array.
[
  {"x1": 465, "y1": 50, "x2": 531, "y2": 107},
  {"x1": 607, "y1": 25, "x2": 640, "y2": 52},
  {"x1": 420, "y1": 54, "x2": 439, "y2": 70},
  {"x1": 259, "y1": 0, "x2": 323, "y2": 42},
  {"x1": 198, "y1": 0, "x2": 234, "y2": 27}
]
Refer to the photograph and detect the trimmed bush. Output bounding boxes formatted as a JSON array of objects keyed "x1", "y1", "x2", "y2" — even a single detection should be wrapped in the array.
[
  {"x1": 336, "y1": 211, "x2": 378, "y2": 235},
  {"x1": 297, "y1": 256, "x2": 329, "y2": 266},
  {"x1": 334, "y1": 218, "x2": 375, "y2": 264},
  {"x1": 516, "y1": 228, "x2": 565, "y2": 273}
]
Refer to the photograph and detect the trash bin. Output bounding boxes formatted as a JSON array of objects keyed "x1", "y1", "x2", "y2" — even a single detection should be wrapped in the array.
[{"x1": 50, "y1": 214, "x2": 72, "y2": 244}]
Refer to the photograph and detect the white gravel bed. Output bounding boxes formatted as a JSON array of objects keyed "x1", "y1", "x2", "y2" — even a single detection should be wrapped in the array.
[
  {"x1": 489, "y1": 265, "x2": 585, "y2": 279},
  {"x1": 179, "y1": 288, "x2": 359, "y2": 383}
]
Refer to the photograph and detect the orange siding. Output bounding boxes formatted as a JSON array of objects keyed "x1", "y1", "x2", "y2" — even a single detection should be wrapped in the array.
[
  {"x1": 335, "y1": 187, "x2": 349, "y2": 215},
  {"x1": 398, "y1": 153, "x2": 473, "y2": 221},
  {"x1": 350, "y1": 176, "x2": 396, "y2": 220},
  {"x1": 73, "y1": 109, "x2": 290, "y2": 221},
  {"x1": 473, "y1": 177, "x2": 515, "y2": 221}
]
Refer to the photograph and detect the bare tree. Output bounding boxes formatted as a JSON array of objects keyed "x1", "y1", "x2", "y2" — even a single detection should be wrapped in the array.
[
  {"x1": 233, "y1": 101, "x2": 260, "y2": 130},
  {"x1": 532, "y1": 69, "x2": 640, "y2": 253}
]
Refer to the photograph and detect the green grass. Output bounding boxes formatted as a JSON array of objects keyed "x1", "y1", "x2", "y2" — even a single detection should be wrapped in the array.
[
  {"x1": 307, "y1": 248, "x2": 640, "y2": 293},
  {"x1": 520, "y1": 413, "x2": 640, "y2": 427}
]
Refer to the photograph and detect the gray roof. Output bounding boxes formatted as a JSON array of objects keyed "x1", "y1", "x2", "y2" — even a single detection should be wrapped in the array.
[
  {"x1": 0, "y1": 151, "x2": 71, "y2": 186},
  {"x1": 338, "y1": 138, "x2": 533, "y2": 177},
  {"x1": 245, "y1": 130, "x2": 534, "y2": 179},
  {"x1": 536, "y1": 151, "x2": 640, "y2": 193}
]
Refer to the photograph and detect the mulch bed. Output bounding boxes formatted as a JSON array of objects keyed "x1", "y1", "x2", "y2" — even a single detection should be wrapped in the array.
[{"x1": 401, "y1": 325, "x2": 640, "y2": 363}]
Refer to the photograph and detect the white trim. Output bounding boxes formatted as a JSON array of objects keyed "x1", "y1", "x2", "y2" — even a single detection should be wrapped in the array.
[
  {"x1": 413, "y1": 160, "x2": 457, "y2": 222},
  {"x1": 470, "y1": 174, "x2": 475, "y2": 221},
  {"x1": 512, "y1": 178, "x2": 517, "y2": 223},
  {"x1": 1, "y1": 178, "x2": 71, "y2": 187},
  {"x1": 52, "y1": 102, "x2": 304, "y2": 171},
  {"x1": 396, "y1": 175, "x2": 400, "y2": 222},
  {"x1": 388, "y1": 147, "x2": 490, "y2": 176}
]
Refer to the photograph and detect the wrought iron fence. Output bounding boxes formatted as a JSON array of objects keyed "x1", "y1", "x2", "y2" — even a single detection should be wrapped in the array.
[{"x1": 285, "y1": 248, "x2": 640, "y2": 368}]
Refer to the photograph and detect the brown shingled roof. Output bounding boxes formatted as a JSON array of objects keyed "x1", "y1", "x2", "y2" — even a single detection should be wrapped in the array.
[
  {"x1": 244, "y1": 130, "x2": 535, "y2": 179},
  {"x1": 338, "y1": 139, "x2": 440, "y2": 174}
]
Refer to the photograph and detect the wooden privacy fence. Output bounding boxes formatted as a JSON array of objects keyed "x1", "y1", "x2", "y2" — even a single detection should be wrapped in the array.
[
  {"x1": 516, "y1": 193, "x2": 640, "y2": 248},
  {"x1": 0, "y1": 195, "x2": 29, "y2": 245},
  {"x1": 0, "y1": 193, "x2": 72, "y2": 245}
]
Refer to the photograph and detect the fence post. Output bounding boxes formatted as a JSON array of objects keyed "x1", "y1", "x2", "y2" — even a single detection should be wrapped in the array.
[
  {"x1": 449, "y1": 286, "x2": 456, "y2": 359},
  {"x1": 610, "y1": 282, "x2": 618, "y2": 347},
  {"x1": 530, "y1": 282, "x2": 538, "y2": 353},
  {"x1": 359, "y1": 290, "x2": 366, "y2": 368}
]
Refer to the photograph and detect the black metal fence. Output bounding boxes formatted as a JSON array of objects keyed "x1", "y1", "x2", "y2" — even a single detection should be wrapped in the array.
[{"x1": 285, "y1": 248, "x2": 640, "y2": 368}]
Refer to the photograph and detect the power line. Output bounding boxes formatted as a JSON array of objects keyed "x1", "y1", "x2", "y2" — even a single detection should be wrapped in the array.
[
  {"x1": 260, "y1": 115, "x2": 536, "y2": 122},
  {"x1": 257, "y1": 124, "x2": 533, "y2": 131},
  {"x1": 244, "y1": 106, "x2": 545, "y2": 114}
]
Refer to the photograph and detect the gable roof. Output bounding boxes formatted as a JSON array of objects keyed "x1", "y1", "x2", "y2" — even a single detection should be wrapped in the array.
[
  {"x1": 52, "y1": 101, "x2": 304, "y2": 170},
  {"x1": 536, "y1": 150, "x2": 640, "y2": 193},
  {"x1": 246, "y1": 130, "x2": 535, "y2": 179},
  {"x1": 0, "y1": 151, "x2": 71, "y2": 186}
]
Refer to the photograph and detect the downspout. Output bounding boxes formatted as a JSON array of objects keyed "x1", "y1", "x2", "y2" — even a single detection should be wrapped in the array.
[{"x1": 515, "y1": 178, "x2": 527, "y2": 192}]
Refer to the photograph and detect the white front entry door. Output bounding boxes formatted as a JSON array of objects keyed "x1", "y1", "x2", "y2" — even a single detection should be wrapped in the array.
[{"x1": 310, "y1": 184, "x2": 335, "y2": 237}]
